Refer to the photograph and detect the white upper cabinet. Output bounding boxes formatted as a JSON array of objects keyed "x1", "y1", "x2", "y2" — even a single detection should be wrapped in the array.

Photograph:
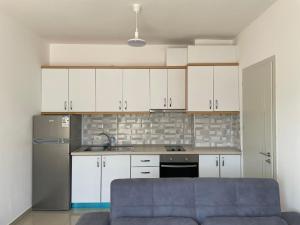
[
  {"x1": 214, "y1": 66, "x2": 239, "y2": 111},
  {"x1": 188, "y1": 45, "x2": 238, "y2": 63},
  {"x1": 96, "y1": 69, "x2": 123, "y2": 112},
  {"x1": 150, "y1": 69, "x2": 168, "y2": 109},
  {"x1": 69, "y1": 69, "x2": 96, "y2": 112},
  {"x1": 123, "y1": 69, "x2": 150, "y2": 112},
  {"x1": 167, "y1": 69, "x2": 186, "y2": 109},
  {"x1": 42, "y1": 69, "x2": 69, "y2": 112},
  {"x1": 188, "y1": 66, "x2": 214, "y2": 111}
]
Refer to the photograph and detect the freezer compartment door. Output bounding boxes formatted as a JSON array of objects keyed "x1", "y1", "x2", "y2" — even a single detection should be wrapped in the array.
[
  {"x1": 32, "y1": 143, "x2": 70, "y2": 210},
  {"x1": 33, "y1": 115, "x2": 70, "y2": 139}
]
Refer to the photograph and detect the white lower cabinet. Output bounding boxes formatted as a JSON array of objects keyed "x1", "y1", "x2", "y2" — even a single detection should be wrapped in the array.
[
  {"x1": 199, "y1": 154, "x2": 241, "y2": 178},
  {"x1": 199, "y1": 155, "x2": 220, "y2": 177},
  {"x1": 71, "y1": 156, "x2": 101, "y2": 203},
  {"x1": 101, "y1": 155, "x2": 131, "y2": 202},
  {"x1": 131, "y1": 167, "x2": 160, "y2": 178},
  {"x1": 220, "y1": 155, "x2": 241, "y2": 178}
]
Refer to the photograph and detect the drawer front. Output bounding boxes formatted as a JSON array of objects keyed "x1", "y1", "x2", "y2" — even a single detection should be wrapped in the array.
[
  {"x1": 131, "y1": 155, "x2": 159, "y2": 167},
  {"x1": 131, "y1": 167, "x2": 159, "y2": 178}
]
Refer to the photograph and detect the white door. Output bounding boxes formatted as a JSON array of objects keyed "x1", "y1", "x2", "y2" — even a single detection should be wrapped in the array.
[
  {"x1": 101, "y1": 155, "x2": 130, "y2": 202},
  {"x1": 220, "y1": 155, "x2": 241, "y2": 178},
  {"x1": 214, "y1": 66, "x2": 239, "y2": 111},
  {"x1": 123, "y1": 69, "x2": 150, "y2": 112},
  {"x1": 69, "y1": 69, "x2": 96, "y2": 112},
  {"x1": 96, "y1": 69, "x2": 123, "y2": 112},
  {"x1": 198, "y1": 155, "x2": 220, "y2": 177},
  {"x1": 167, "y1": 69, "x2": 186, "y2": 109},
  {"x1": 187, "y1": 66, "x2": 214, "y2": 111},
  {"x1": 150, "y1": 69, "x2": 168, "y2": 109},
  {"x1": 71, "y1": 156, "x2": 101, "y2": 203},
  {"x1": 42, "y1": 69, "x2": 69, "y2": 112}
]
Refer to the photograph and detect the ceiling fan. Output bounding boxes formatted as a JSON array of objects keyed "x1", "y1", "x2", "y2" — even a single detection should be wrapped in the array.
[{"x1": 128, "y1": 3, "x2": 146, "y2": 47}]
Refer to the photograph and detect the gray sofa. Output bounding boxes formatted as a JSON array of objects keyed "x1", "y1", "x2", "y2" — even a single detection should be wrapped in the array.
[{"x1": 76, "y1": 178, "x2": 300, "y2": 225}]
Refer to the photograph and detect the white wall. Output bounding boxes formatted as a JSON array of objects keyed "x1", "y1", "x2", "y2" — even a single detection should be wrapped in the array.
[
  {"x1": 49, "y1": 44, "x2": 184, "y2": 66},
  {"x1": 237, "y1": 0, "x2": 300, "y2": 211},
  {"x1": 0, "y1": 13, "x2": 49, "y2": 225}
]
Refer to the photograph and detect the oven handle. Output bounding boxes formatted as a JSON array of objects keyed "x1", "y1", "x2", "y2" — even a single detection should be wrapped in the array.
[{"x1": 160, "y1": 164, "x2": 198, "y2": 168}]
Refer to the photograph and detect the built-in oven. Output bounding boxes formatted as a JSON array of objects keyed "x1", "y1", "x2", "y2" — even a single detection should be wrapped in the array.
[{"x1": 160, "y1": 154, "x2": 199, "y2": 178}]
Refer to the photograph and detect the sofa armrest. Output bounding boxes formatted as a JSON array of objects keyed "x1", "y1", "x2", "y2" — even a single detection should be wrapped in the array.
[
  {"x1": 76, "y1": 212, "x2": 110, "y2": 225},
  {"x1": 281, "y1": 212, "x2": 300, "y2": 225}
]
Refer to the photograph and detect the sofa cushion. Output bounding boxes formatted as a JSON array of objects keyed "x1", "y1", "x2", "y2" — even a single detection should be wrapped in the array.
[
  {"x1": 202, "y1": 216, "x2": 288, "y2": 225},
  {"x1": 111, "y1": 217, "x2": 199, "y2": 225}
]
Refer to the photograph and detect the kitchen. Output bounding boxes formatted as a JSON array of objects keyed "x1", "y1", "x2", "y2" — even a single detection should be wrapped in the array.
[{"x1": 2, "y1": 1, "x2": 300, "y2": 225}]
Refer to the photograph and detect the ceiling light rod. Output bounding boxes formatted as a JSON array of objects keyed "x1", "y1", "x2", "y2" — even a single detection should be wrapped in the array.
[{"x1": 128, "y1": 3, "x2": 146, "y2": 47}]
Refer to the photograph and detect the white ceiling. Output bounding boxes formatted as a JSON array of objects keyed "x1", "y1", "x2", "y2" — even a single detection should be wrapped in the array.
[{"x1": 0, "y1": 0, "x2": 276, "y2": 44}]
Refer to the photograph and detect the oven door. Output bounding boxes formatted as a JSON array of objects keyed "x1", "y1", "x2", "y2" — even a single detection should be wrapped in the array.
[{"x1": 160, "y1": 163, "x2": 199, "y2": 178}]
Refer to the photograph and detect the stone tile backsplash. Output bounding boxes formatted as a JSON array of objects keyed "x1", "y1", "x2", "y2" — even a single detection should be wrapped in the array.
[{"x1": 82, "y1": 113, "x2": 240, "y2": 148}]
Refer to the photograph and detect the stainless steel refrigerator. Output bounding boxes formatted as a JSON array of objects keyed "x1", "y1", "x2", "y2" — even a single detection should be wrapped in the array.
[{"x1": 32, "y1": 115, "x2": 81, "y2": 210}]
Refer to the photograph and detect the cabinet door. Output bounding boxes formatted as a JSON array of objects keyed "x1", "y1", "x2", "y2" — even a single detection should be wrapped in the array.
[
  {"x1": 72, "y1": 156, "x2": 101, "y2": 203},
  {"x1": 220, "y1": 155, "x2": 241, "y2": 178},
  {"x1": 69, "y1": 69, "x2": 95, "y2": 112},
  {"x1": 96, "y1": 69, "x2": 123, "y2": 112},
  {"x1": 150, "y1": 69, "x2": 168, "y2": 109},
  {"x1": 101, "y1": 155, "x2": 130, "y2": 202},
  {"x1": 187, "y1": 66, "x2": 214, "y2": 111},
  {"x1": 167, "y1": 69, "x2": 186, "y2": 109},
  {"x1": 198, "y1": 155, "x2": 220, "y2": 177},
  {"x1": 214, "y1": 66, "x2": 239, "y2": 111},
  {"x1": 42, "y1": 69, "x2": 69, "y2": 112},
  {"x1": 123, "y1": 69, "x2": 150, "y2": 112}
]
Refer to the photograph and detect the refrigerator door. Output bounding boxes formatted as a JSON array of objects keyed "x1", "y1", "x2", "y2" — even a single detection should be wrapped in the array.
[
  {"x1": 33, "y1": 115, "x2": 70, "y2": 139},
  {"x1": 32, "y1": 143, "x2": 70, "y2": 210}
]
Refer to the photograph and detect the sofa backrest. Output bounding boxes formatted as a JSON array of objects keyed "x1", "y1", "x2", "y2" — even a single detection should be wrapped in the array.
[{"x1": 110, "y1": 178, "x2": 281, "y2": 223}]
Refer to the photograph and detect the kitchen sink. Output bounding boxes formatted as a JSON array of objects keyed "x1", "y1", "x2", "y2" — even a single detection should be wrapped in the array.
[{"x1": 84, "y1": 145, "x2": 134, "y2": 152}]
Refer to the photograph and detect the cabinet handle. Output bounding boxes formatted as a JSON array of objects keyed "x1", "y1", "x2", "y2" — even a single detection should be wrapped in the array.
[
  {"x1": 141, "y1": 160, "x2": 150, "y2": 162},
  {"x1": 216, "y1": 158, "x2": 219, "y2": 167},
  {"x1": 70, "y1": 101, "x2": 73, "y2": 111},
  {"x1": 141, "y1": 171, "x2": 150, "y2": 174},
  {"x1": 222, "y1": 158, "x2": 225, "y2": 167},
  {"x1": 64, "y1": 101, "x2": 67, "y2": 111},
  {"x1": 209, "y1": 100, "x2": 212, "y2": 110},
  {"x1": 97, "y1": 158, "x2": 100, "y2": 168},
  {"x1": 215, "y1": 100, "x2": 218, "y2": 110},
  {"x1": 103, "y1": 159, "x2": 106, "y2": 168},
  {"x1": 164, "y1": 98, "x2": 167, "y2": 107},
  {"x1": 119, "y1": 100, "x2": 122, "y2": 110},
  {"x1": 124, "y1": 100, "x2": 128, "y2": 110},
  {"x1": 169, "y1": 97, "x2": 172, "y2": 108}
]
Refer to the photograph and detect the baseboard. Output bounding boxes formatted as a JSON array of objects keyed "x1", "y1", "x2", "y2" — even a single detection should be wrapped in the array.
[
  {"x1": 9, "y1": 208, "x2": 32, "y2": 225},
  {"x1": 71, "y1": 203, "x2": 111, "y2": 209}
]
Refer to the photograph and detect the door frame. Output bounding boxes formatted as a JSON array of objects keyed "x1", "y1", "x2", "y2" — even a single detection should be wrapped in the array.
[{"x1": 242, "y1": 56, "x2": 277, "y2": 179}]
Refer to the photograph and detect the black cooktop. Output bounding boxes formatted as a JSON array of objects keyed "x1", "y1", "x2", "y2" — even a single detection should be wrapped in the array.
[{"x1": 165, "y1": 145, "x2": 186, "y2": 152}]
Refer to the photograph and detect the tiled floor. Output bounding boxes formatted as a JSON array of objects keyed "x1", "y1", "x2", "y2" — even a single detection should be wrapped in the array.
[{"x1": 13, "y1": 209, "x2": 109, "y2": 225}]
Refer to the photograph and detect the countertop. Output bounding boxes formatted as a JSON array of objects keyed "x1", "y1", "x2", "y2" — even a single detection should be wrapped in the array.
[{"x1": 71, "y1": 145, "x2": 241, "y2": 156}]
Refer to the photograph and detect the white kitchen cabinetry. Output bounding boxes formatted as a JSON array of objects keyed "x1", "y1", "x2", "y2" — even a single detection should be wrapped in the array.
[
  {"x1": 42, "y1": 69, "x2": 69, "y2": 112},
  {"x1": 220, "y1": 155, "x2": 241, "y2": 178},
  {"x1": 71, "y1": 156, "x2": 101, "y2": 203},
  {"x1": 150, "y1": 69, "x2": 186, "y2": 109},
  {"x1": 131, "y1": 155, "x2": 160, "y2": 178},
  {"x1": 96, "y1": 69, "x2": 123, "y2": 112},
  {"x1": 188, "y1": 66, "x2": 239, "y2": 111},
  {"x1": 131, "y1": 167, "x2": 159, "y2": 178},
  {"x1": 150, "y1": 69, "x2": 168, "y2": 109},
  {"x1": 69, "y1": 69, "x2": 96, "y2": 112},
  {"x1": 131, "y1": 155, "x2": 159, "y2": 167},
  {"x1": 214, "y1": 66, "x2": 239, "y2": 111},
  {"x1": 188, "y1": 66, "x2": 214, "y2": 111},
  {"x1": 168, "y1": 69, "x2": 186, "y2": 109},
  {"x1": 123, "y1": 69, "x2": 150, "y2": 112},
  {"x1": 198, "y1": 155, "x2": 220, "y2": 177},
  {"x1": 101, "y1": 155, "x2": 130, "y2": 202}
]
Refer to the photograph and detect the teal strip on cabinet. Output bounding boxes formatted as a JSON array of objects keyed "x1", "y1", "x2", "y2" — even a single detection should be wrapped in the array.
[{"x1": 71, "y1": 203, "x2": 111, "y2": 209}]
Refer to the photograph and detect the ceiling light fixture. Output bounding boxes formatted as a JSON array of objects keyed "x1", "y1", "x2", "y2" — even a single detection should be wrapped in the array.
[{"x1": 128, "y1": 3, "x2": 146, "y2": 47}]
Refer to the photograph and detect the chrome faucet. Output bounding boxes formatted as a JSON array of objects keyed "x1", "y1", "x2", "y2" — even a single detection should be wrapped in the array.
[{"x1": 97, "y1": 132, "x2": 112, "y2": 150}]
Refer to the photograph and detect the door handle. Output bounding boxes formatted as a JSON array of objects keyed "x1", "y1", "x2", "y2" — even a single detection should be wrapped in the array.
[
  {"x1": 265, "y1": 159, "x2": 271, "y2": 164},
  {"x1": 260, "y1": 152, "x2": 271, "y2": 157}
]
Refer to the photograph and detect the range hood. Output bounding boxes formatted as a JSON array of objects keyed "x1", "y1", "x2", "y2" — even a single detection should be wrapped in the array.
[{"x1": 149, "y1": 109, "x2": 186, "y2": 113}]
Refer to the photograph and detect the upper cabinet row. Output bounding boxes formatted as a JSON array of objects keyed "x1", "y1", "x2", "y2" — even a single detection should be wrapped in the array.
[{"x1": 42, "y1": 68, "x2": 186, "y2": 112}]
